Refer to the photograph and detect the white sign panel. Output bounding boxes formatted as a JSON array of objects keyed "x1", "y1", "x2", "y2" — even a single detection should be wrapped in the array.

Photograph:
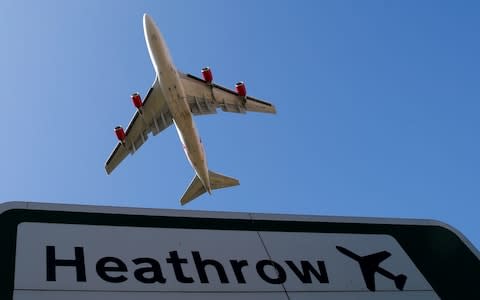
[{"x1": 14, "y1": 222, "x2": 439, "y2": 299}]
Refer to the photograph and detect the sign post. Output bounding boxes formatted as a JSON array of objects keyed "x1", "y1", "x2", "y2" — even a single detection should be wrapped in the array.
[{"x1": 1, "y1": 201, "x2": 478, "y2": 299}]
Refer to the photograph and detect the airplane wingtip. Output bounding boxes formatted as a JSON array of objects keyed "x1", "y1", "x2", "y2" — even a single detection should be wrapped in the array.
[{"x1": 105, "y1": 166, "x2": 112, "y2": 175}]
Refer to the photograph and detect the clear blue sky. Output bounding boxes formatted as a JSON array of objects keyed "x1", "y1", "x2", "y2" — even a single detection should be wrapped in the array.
[{"x1": 1, "y1": 1, "x2": 478, "y2": 249}]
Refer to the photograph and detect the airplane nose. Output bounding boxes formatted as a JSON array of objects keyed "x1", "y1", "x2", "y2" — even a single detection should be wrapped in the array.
[
  {"x1": 143, "y1": 13, "x2": 151, "y2": 23},
  {"x1": 143, "y1": 13, "x2": 153, "y2": 30},
  {"x1": 143, "y1": 13, "x2": 162, "y2": 45},
  {"x1": 143, "y1": 13, "x2": 160, "y2": 47}
]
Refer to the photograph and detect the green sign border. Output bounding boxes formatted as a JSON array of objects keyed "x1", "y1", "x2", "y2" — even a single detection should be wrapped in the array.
[{"x1": 1, "y1": 207, "x2": 478, "y2": 299}]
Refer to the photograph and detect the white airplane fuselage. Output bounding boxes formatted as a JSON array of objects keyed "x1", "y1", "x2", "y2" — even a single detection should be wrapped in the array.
[{"x1": 143, "y1": 14, "x2": 211, "y2": 192}]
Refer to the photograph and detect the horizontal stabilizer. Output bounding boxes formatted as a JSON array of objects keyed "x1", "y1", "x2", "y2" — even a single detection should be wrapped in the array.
[
  {"x1": 209, "y1": 170, "x2": 239, "y2": 190},
  {"x1": 180, "y1": 175, "x2": 206, "y2": 205},
  {"x1": 180, "y1": 170, "x2": 239, "y2": 205}
]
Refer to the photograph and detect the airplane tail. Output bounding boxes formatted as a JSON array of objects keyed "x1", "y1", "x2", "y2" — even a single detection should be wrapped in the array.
[
  {"x1": 180, "y1": 171, "x2": 239, "y2": 205},
  {"x1": 394, "y1": 274, "x2": 407, "y2": 291}
]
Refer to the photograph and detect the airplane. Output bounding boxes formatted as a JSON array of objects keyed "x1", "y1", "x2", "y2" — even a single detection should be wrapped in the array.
[
  {"x1": 105, "y1": 14, "x2": 276, "y2": 205},
  {"x1": 336, "y1": 246, "x2": 407, "y2": 292}
]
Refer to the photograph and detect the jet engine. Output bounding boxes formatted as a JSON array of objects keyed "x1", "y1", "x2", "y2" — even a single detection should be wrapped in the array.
[
  {"x1": 201, "y1": 67, "x2": 213, "y2": 83},
  {"x1": 115, "y1": 126, "x2": 126, "y2": 143},
  {"x1": 235, "y1": 81, "x2": 247, "y2": 97},
  {"x1": 131, "y1": 92, "x2": 143, "y2": 109}
]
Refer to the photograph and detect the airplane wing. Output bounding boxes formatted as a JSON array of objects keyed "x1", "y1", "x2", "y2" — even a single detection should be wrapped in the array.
[
  {"x1": 361, "y1": 267, "x2": 377, "y2": 291},
  {"x1": 105, "y1": 78, "x2": 173, "y2": 174},
  {"x1": 360, "y1": 251, "x2": 391, "y2": 291},
  {"x1": 363, "y1": 250, "x2": 391, "y2": 267},
  {"x1": 179, "y1": 73, "x2": 276, "y2": 115}
]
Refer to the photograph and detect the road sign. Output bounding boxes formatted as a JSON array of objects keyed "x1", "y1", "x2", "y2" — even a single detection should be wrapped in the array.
[{"x1": 1, "y1": 201, "x2": 479, "y2": 299}]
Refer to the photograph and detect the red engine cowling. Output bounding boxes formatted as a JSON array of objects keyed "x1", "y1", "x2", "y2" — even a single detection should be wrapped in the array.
[
  {"x1": 201, "y1": 67, "x2": 213, "y2": 83},
  {"x1": 131, "y1": 92, "x2": 143, "y2": 109},
  {"x1": 115, "y1": 126, "x2": 126, "y2": 142},
  {"x1": 235, "y1": 81, "x2": 247, "y2": 97}
]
